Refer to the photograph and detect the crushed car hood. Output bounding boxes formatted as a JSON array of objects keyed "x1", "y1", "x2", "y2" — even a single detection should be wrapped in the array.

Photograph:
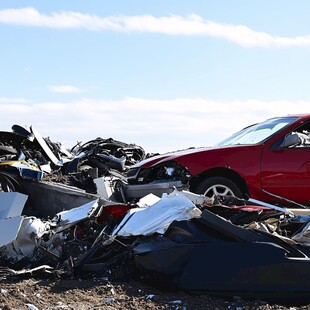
[{"x1": 130, "y1": 147, "x2": 213, "y2": 168}]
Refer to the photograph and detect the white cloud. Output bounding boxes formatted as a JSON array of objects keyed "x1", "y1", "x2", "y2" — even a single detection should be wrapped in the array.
[
  {"x1": 0, "y1": 7, "x2": 309, "y2": 47},
  {"x1": 49, "y1": 85, "x2": 81, "y2": 93},
  {"x1": 0, "y1": 97, "x2": 309, "y2": 153},
  {"x1": 0, "y1": 97, "x2": 29, "y2": 103}
]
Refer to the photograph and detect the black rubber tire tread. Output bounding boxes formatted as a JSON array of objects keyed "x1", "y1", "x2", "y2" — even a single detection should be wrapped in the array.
[{"x1": 195, "y1": 176, "x2": 243, "y2": 198}]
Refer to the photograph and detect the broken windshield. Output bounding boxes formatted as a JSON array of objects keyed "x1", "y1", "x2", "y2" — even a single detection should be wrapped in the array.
[{"x1": 216, "y1": 117, "x2": 297, "y2": 146}]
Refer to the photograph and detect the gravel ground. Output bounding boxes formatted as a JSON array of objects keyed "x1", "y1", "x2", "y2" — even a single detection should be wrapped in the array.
[{"x1": 0, "y1": 277, "x2": 309, "y2": 310}]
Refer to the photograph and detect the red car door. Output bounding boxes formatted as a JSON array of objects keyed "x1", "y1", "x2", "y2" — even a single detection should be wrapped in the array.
[{"x1": 260, "y1": 141, "x2": 310, "y2": 204}]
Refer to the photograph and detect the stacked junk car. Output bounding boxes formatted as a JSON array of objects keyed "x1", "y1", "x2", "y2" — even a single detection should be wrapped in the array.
[{"x1": 2, "y1": 114, "x2": 310, "y2": 306}]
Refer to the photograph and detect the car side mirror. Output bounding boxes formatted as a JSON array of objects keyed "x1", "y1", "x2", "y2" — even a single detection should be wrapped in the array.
[{"x1": 279, "y1": 132, "x2": 301, "y2": 149}]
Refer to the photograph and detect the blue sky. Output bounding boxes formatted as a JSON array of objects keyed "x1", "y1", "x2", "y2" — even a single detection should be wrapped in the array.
[{"x1": 1, "y1": 1, "x2": 310, "y2": 153}]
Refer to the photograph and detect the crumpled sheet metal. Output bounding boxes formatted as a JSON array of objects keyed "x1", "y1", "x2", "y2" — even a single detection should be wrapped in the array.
[
  {"x1": 0, "y1": 192, "x2": 29, "y2": 249},
  {"x1": 31, "y1": 126, "x2": 63, "y2": 166},
  {"x1": 112, "y1": 189, "x2": 202, "y2": 237},
  {"x1": 0, "y1": 192, "x2": 28, "y2": 219},
  {"x1": 53, "y1": 199, "x2": 99, "y2": 232},
  {"x1": 292, "y1": 221, "x2": 310, "y2": 245},
  {"x1": 0, "y1": 216, "x2": 24, "y2": 248},
  {"x1": 136, "y1": 193, "x2": 161, "y2": 208}
]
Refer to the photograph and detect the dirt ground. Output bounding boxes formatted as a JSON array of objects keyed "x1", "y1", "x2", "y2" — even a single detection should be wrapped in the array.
[{"x1": 1, "y1": 276, "x2": 309, "y2": 310}]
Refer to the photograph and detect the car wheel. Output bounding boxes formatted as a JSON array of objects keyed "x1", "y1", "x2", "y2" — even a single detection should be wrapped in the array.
[{"x1": 195, "y1": 176, "x2": 243, "y2": 199}]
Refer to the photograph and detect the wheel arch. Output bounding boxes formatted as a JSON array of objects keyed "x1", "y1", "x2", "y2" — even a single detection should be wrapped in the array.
[{"x1": 189, "y1": 167, "x2": 249, "y2": 198}]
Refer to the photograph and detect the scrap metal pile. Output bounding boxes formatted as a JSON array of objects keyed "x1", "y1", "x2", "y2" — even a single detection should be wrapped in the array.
[{"x1": 2, "y1": 125, "x2": 310, "y2": 303}]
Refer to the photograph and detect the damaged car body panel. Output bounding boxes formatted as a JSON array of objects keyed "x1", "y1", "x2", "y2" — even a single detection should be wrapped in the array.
[
  {"x1": 0, "y1": 216, "x2": 24, "y2": 248},
  {"x1": 0, "y1": 192, "x2": 28, "y2": 219},
  {"x1": 126, "y1": 114, "x2": 310, "y2": 205},
  {"x1": 20, "y1": 180, "x2": 102, "y2": 218},
  {"x1": 111, "y1": 190, "x2": 201, "y2": 237},
  {"x1": 133, "y1": 208, "x2": 310, "y2": 302}
]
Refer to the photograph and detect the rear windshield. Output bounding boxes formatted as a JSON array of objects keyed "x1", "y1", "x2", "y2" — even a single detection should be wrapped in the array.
[{"x1": 216, "y1": 117, "x2": 297, "y2": 146}]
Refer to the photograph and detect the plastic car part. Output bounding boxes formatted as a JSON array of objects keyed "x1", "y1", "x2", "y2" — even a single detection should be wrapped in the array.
[
  {"x1": 0, "y1": 160, "x2": 43, "y2": 181},
  {"x1": 125, "y1": 180, "x2": 188, "y2": 199}
]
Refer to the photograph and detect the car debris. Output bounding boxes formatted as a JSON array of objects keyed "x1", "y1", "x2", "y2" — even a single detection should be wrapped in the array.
[
  {"x1": 2, "y1": 122, "x2": 310, "y2": 305},
  {"x1": 0, "y1": 216, "x2": 24, "y2": 249},
  {"x1": 1, "y1": 181, "x2": 310, "y2": 303},
  {"x1": 111, "y1": 189, "x2": 202, "y2": 237},
  {"x1": 0, "y1": 192, "x2": 28, "y2": 219},
  {"x1": 132, "y1": 207, "x2": 310, "y2": 303},
  {"x1": 66, "y1": 137, "x2": 147, "y2": 175},
  {"x1": 0, "y1": 124, "x2": 147, "y2": 198}
]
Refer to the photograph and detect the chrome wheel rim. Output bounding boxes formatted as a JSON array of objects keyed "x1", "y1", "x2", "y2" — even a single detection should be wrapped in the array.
[{"x1": 204, "y1": 184, "x2": 234, "y2": 199}]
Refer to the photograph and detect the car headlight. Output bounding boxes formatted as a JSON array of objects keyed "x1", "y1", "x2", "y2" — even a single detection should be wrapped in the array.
[
  {"x1": 129, "y1": 161, "x2": 191, "y2": 184},
  {"x1": 164, "y1": 166, "x2": 175, "y2": 176}
]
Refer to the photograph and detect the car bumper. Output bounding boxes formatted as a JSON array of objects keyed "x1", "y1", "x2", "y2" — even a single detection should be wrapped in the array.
[{"x1": 125, "y1": 180, "x2": 189, "y2": 199}]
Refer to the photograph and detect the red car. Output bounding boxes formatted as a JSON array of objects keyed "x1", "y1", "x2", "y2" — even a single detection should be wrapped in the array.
[{"x1": 126, "y1": 114, "x2": 310, "y2": 205}]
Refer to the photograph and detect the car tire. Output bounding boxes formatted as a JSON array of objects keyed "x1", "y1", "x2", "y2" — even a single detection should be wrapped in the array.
[{"x1": 195, "y1": 176, "x2": 243, "y2": 199}]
